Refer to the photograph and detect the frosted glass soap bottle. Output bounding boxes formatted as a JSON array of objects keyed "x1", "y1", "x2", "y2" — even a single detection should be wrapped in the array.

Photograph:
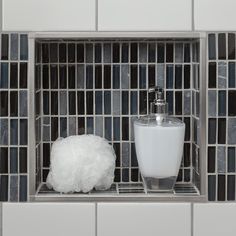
[{"x1": 134, "y1": 87, "x2": 185, "y2": 192}]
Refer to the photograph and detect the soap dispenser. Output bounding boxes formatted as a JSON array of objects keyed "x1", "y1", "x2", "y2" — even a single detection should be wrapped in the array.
[{"x1": 134, "y1": 87, "x2": 185, "y2": 192}]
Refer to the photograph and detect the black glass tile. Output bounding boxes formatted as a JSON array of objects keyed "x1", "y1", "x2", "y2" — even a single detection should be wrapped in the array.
[
  {"x1": 113, "y1": 43, "x2": 120, "y2": 63},
  {"x1": 77, "y1": 91, "x2": 85, "y2": 115},
  {"x1": 228, "y1": 33, "x2": 236, "y2": 60},
  {"x1": 86, "y1": 91, "x2": 93, "y2": 115},
  {"x1": 68, "y1": 65, "x2": 75, "y2": 89},
  {"x1": 43, "y1": 143, "x2": 50, "y2": 168},
  {"x1": 78, "y1": 117, "x2": 85, "y2": 135},
  {"x1": 208, "y1": 147, "x2": 216, "y2": 173},
  {"x1": 69, "y1": 92, "x2": 76, "y2": 115},
  {"x1": 208, "y1": 118, "x2": 216, "y2": 144},
  {"x1": 131, "y1": 169, "x2": 139, "y2": 182},
  {"x1": 114, "y1": 169, "x2": 121, "y2": 182},
  {"x1": 35, "y1": 65, "x2": 41, "y2": 90},
  {"x1": 218, "y1": 33, "x2": 226, "y2": 60},
  {"x1": 184, "y1": 65, "x2": 190, "y2": 89},
  {"x1": 10, "y1": 148, "x2": 17, "y2": 174},
  {"x1": 86, "y1": 65, "x2": 93, "y2": 89},
  {"x1": 131, "y1": 65, "x2": 138, "y2": 89},
  {"x1": 184, "y1": 44, "x2": 190, "y2": 62},
  {"x1": 95, "y1": 65, "x2": 102, "y2": 89},
  {"x1": 35, "y1": 92, "x2": 40, "y2": 116},
  {"x1": 59, "y1": 65, "x2": 67, "y2": 89},
  {"x1": 86, "y1": 44, "x2": 93, "y2": 63},
  {"x1": 35, "y1": 42, "x2": 41, "y2": 63},
  {"x1": 157, "y1": 43, "x2": 164, "y2": 63},
  {"x1": 59, "y1": 43, "x2": 66, "y2": 63},
  {"x1": 0, "y1": 175, "x2": 8, "y2": 201},
  {"x1": 184, "y1": 143, "x2": 190, "y2": 167},
  {"x1": 131, "y1": 43, "x2": 137, "y2": 62},
  {"x1": 208, "y1": 175, "x2": 216, "y2": 201},
  {"x1": 184, "y1": 117, "x2": 190, "y2": 141},
  {"x1": 184, "y1": 169, "x2": 190, "y2": 182},
  {"x1": 148, "y1": 43, "x2": 156, "y2": 62},
  {"x1": 218, "y1": 175, "x2": 225, "y2": 201},
  {"x1": 148, "y1": 65, "x2": 155, "y2": 88},
  {"x1": 122, "y1": 169, "x2": 129, "y2": 182},
  {"x1": 218, "y1": 118, "x2": 226, "y2": 144},
  {"x1": 139, "y1": 65, "x2": 146, "y2": 89},
  {"x1": 10, "y1": 63, "x2": 18, "y2": 88},
  {"x1": 228, "y1": 147, "x2": 236, "y2": 172},
  {"x1": 0, "y1": 91, "x2": 8, "y2": 116},
  {"x1": 209, "y1": 62, "x2": 216, "y2": 88},
  {"x1": 228, "y1": 91, "x2": 236, "y2": 116},
  {"x1": 60, "y1": 117, "x2": 67, "y2": 137},
  {"x1": 104, "y1": 91, "x2": 111, "y2": 114},
  {"x1": 175, "y1": 92, "x2": 182, "y2": 115},
  {"x1": 177, "y1": 169, "x2": 183, "y2": 182},
  {"x1": 20, "y1": 35, "x2": 28, "y2": 60},
  {"x1": 19, "y1": 176, "x2": 27, "y2": 202},
  {"x1": 113, "y1": 65, "x2": 120, "y2": 89},
  {"x1": 51, "y1": 91, "x2": 58, "y2": 115},
  {"x1": 0, "y1": 147, "x2": 8, "y2": 173},
  {"x1": 166, "y1": 65, "x2": 173, "y2": 89},
  {"x1": 139, "y1": 91, "x2": 147, "y2": 115},
  {"x1": 131, "y1": 143, "x2": 138, "y2": 167},
  {"x1": 10, "y1": 119, "x2": 18, "y2": 145},
  {"x1": 131, "y1": 91, "x2": 138, "y2": 115},
  {"x1": 105, "y1": 117, "x2": 112, "y2": 141},
  {"x1": 95, "y1": 44, "x2": 102, "y2": 63},
  {"x1": 0, "y1": 63, "x2": 8, "y2": 88},
  {"x1": 227, "y1": 175, "x2": 235, "y2": 201},
  {"x1": 113, "y1": 143, "x2": 120, "y2": 167},
  {"x1": 50, "y1": 43, "x2": 58, "y2": 63},
  {"x1": 229, "y1": 62, "x2": 236, "y2": 88},
  {"x1": 218, "y1": 90, "x2": 226, "y2": 116},
  {"x1": 175, "y1": 65, "x2": 182, "y2": 89},
  {"x1": 104, "y1": 65, "x2": 111, "y2": 89},
  {"x1": 20, "y1": 63, "x2": 27, "y2": 88},
  {"x1": 20, "y1": 119, "x2": 27, "y2": 145},
  {"x1": 166, "y1": 91, "x2": 173, "y2": 115},
  {"x1": 51, "y1": 117, "x2": 58, "y2": 141},
  {"x1": 68, "y1": 43, "x2": 75, "y2": 63},
  {"x1": 122, "y1": 91, "x2": 129, "y2": 115},
  {"x1": 42, "y1": 43, "x2": 49, "y2": 63},
  {"x1": 50, "y1": 65, "x2": 58, "y2": 89},
  {"x1": 122, "y1": 43, "x2": 129, "y2": 63},
  {"x1": 208, "y1": 34, "x2": 216, "y2": 60},
  {"x1": 43, "y1": 91, "x2": 49, "y2": 115},
  {"x1": 1, "y1": 34, "x2": 9, "y2": 60},
  {"x1": 166, "y1": 43, "x2": 173, "y2": 62},
  {"x1": 19, "y1": 147, "x2": 27, "y2": 173},
  {"x1": 122, "y1": 117, "x2": 129, "y2": 140},
  {"x1": 77, "y1": 44, "x2": 84, "y2": 63},
  {"x1": 10, "y1": 91, "x2": 18, "y2": 116}
]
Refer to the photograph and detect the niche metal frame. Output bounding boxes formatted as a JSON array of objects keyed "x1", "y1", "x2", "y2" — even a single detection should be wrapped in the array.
[{"x1": 28, "y1": 32, "x2": 207, "y2": 202}]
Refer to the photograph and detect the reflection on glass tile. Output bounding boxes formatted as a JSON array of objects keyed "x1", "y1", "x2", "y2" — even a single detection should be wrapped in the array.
[
  {"x1": 148, "y1": 65, "x2": 155, "y2": 88},
  {"x1": 69, "y1": 117, "x2": 76, "y2": 136},
  {"x1": 0, "y1": 119, "x2": 8, "y2": 145},
  {"x1": 139, "y1": 65, "x2": 146, "y2": 89},
  {"x1": 131, "y1": 43, "x2": 137, "y2": 62},
  {"x1": 86, "y1": 44, "x2": 93, "y2": 63},
  {"x1": 131, "y1": 91, "x2": 137, "y2": 115},
  {"x1": 0, "y1": 92, "x2": 8, "y2": 116},
  {"x1": 10, "y1": 63, "x2": 18, "y2": 89},
  {"x1": 77, "y1": 44, "x2": 84, "y2": 63},
  {"x1": 131, "y1": 143, "x2": 138, "y2": 167},
  {"x1": 0, "y1": 175, "x2": 8, "y2": 201},
  {"x1": 208, "y1": 147, "x2": 215, "y2": 173},
  {"x1": 95, "y1": 65, "x2": 102, "y2": 89},
  {"x1": 218, "y1": 175, "x2": 225, "y2": 201},
  {"x1": 175, "y1": 43, "x2": 183, "y2": 63},
  {"x1": 10, "y1": 176, "x2": 18, "y2": 202},
  {"x1": 218, "y1": 62, "x2": 227, "y2": 88},
  {"x1": 105, "y1": 117, "x2": 112, "y2": 141},
  {"x1": 20, "y1": 176, "x2": 27, "y2": 202},
  {"x1": 78, "y1": 117, "x2": 85, "y2": 135},
  {"x1": 228, "y1": 33, "x2": 235, "y2": 60},
  {"x1": 229, "y1": 62, "x2": 236, "y2": 88},
  {"x1": 86, "y1": 65, "x2": 93, "y2": 89},
  {"x1": 1, "y1": 34, "x2": 9, "y2": 60},
  {"x1": 77, "y1": 65, "x2": 84, "y2": 89},
  {"x1": 208, "y1": 34, "x2": 216, "y2": 60},
  {"x1": 228, "y1": 118, "x2": 236, "y2": 144},
  {"x1": 59, "y1": 43, "x2": 66, "y2": 63},
  {"x1": 139, "y1": 91, "x2": 147, "y2": 115},
  {"x1": 69, "y1": 92, "x2": 76, "y2": 115},
  {"x1": 50, "y1": 43, "x2": 58, "y2": 63},
  {"x1": 77, "y1": 91, "x2": 84, "y2": 115},
  {"x1": 148, "y1": 43, "x2": 156, "y2": 62},
  {"x1": 184, "y1": 91, "x2": 191, "y2": 115},
  {"x1": 122, "y1": 43, "x2": 129, "y2": 63},
  {"x1": 51, "y1": 117, "x2": 58, "y2": 141},
  {"x1": 208, "y1": 90, "x2": 216, "y2": 117},
  {"x1": 121, "y1": 65, "x2": 129, "y2": 89},
  {"x1": 217, "y1": 146, "x2": 226, "y2": 173},
  {"x1": 11, "y1": 34, "x2": 18, "y2": 60},
  {"x1": 175, "y1": 65, "x2": 182, "y2": 89},
  {"x1": 104, "y1": 91, "x2": 111, "y2": 114},
  {"x1": 0, "y1": 147, "x2": 8, "y2": 173},
  {"x1": 122, "y1": 91, "x2": 128, "y2": 115},
  {"x1": 87, "y1": 117, "x2": 94, "y2": 134},
  {"x1": 157, "y1": 43, "x2": 164, "y2": 63},
  {"x1": 208, "y1": 118, "x2": 216, "y2": 144},
  {"x1": 228, "y1": 91, "x2": 236, "y2": 116},
  {"x1": 20, "y1": 119, "x2": 28, "y2": 145},
  {"x1": 95, "y1": 91, "x2": 102, "y2": 115},
  {"x1": 122, "y1": 143, "x2": 130, "y2": 167},
  {"x1": 60, "y1": 91, "x2": 67, "y2": 115},
  {"x1": 10, "y1": 119, "x2": 18, "y2": 145},
  {"x1": 218, "y1": 118, "x2": 226, "y2": 144},
  {"x1": 95, "y1": 117, "x2": 103, "y2": 137},
  {"x1": 113, "y1": 65, "x2": 120, "y2": 89},
  {"x1": 228, "y1": 147, "x2": 235, "y2": 173},
  {"x1": 209, "y1": 62, "x2": 216, "y2": 88},
  {"x1": 218, "y1": 33, "x2": 226, "y2": 60},
  {"x1": 139, "y1": 43, "x2": 147, "y2": 63},
  {"x1": 104, "y1": 65, "x2": 111, "y2": 89},
  {"x1": 166, "y1": 91, "x2": 173, "y2": 115},
  {"x1": 0, "y1": 63, "x2": 9, "y2": 88},
  {"x1": 20, "y1": 34, "x2": 28, "y2": 60},
  {"x1": 10, "y1": 148, "x2": 18, "y2": 174},
  {"x1": 113, "y1": 117, "x2": 120, "y2": 141},
  {"x1": 157, "y1": 64, "x2": 164, "y2": 88},
  {"x1": 218, "y1": 90, "x2": 226, "y2": 116},
  {"x1": 166, "y1": 65, "x2": 173, "y2": 89},
  {"x1": 166, "y1": 43, "x2": 173, "y2": 62},
  {"x1": 86, "y1": 91, "x2": 93, "y2": 115},
  {"x1": 113, "y1": 91, "x2": 121, "y2": 115},
  {"x1": 227, "y1": 175, "x2": 235, "y2": 201}
]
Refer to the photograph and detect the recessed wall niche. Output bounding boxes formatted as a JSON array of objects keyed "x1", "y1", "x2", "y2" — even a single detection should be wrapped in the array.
[{"x1": 28, "y1": 33, "x2": 206, "y2": 201}]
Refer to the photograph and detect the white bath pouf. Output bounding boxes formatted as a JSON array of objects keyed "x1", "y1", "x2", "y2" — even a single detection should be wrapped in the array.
[{"x1": 46, "y1": 135, "x2": 116, "y2": 193}]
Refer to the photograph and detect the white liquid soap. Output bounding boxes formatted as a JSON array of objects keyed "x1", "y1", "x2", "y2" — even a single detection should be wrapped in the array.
[{"x1": 134, "y1": 87, "x2": 185, "y2": 192}]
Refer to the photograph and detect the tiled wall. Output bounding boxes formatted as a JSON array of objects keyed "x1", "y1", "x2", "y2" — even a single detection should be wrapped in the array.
[{"x1": 0, "y1": 33, "x2": 28, "y2": 201}]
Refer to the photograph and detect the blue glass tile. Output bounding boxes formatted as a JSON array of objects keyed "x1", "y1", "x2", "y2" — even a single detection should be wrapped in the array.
[
  {"x1": 122, "y1": 143, "x2": 130, "y2": 167},
  {"x1": 0, "y1": 63, "x2": 9, "y2": 88},
  {"x1": 208, "y1": 90, "x2": 216, "y2": 117},
  {"x1": 95, "y1": 91, "x2": 103, "y2": 115},
  {"x1": 217, "y1": 146, "x2": 226, "y2": 173},
  {"x1": 60, "y1": 118, "x2": 67, "y2": 138},
  {"x1": 113, "y1": 91, "x2": 121, "y2": 115},
  {"x1": 20, "y1": 34, "x2": 28, "y2": 60},
  {"x1": 113, "y1": 65, "x2": 120, "y2": 89},
  {"x1": 10, "y1": 34, "x2": 18, "y2": 60},
  {"x1": 0, "y1": 119, "x2": 8, "y2": 145},
  {"x1": 166, "y1": 91, "x2": 173, "y2": 115},
  {"x1": 10, "y1": 175, "x2": 18, "y2": 202},
  {"x1": 95, "y1": 117, "x2": 103, "y2": 137},
  {"x1": 19, "y1": 176, "x2": 27, "y2": 202},
  {"x1": 104, "y1": 91, "x2": 111, "y2": 114},
  {"x1": 139, "y1": 65, "x2": 146, "y2": 89},
  {"x1": 218, "y1": 62, "x2": 227, "y2": 88},
  {"x1": 166, "y1": 65, "x2": 173, "y2": 89},
  {"x1": 122, "y1": 169, "x2": 129, "y2": 182},
  {"x1": 208, "y1": 34, "x2": 216, "y2": 60},
  {"x1": 20, "y1": 91, "x2": 28, "y2": 117},
  {"x1": 20, "y1": 119, "x2": 28, "y2": 145},
  {"x1": 218, "y1": 90, "x2": 226, "y2": 116},
  {"x1": 122, "y1": 91, "x2": 129, "y2": 115},
  {"x1": 131, "y1": 91, "x2": 137, "y2": 115},
  {"x1": 113, "y1": 117, "x2": 120, "y2": 141},
  {"x1": 229, "y1": 62, "x2": 236, "y2": 88},
  {"x1": 105, "y1": 117, "x2": 112, "y2": 141},
  {"x1": 0, "y1": 175, "x2": 8, "y2": 201},
  {"x1": 228, "y1": 118, "x2": 236, "y2": 144},
  {"x1": 10, "y1": 148, "x2": 18, "y2": 174},
  {"x1": 87, "y1": 117, "x2": 94, "y2": 134},
  {"x1": 208, "y1": 175, "x2": 216, "y2": 201},
  {"x1": 228, "y1": 147, "x2": 236, "y2": 172},
  {"x1": 77, "y1": 65, "x2": 85, "y2": 89},
  {"x1": 10, "y1": 119, "x2": 18, "y2": 145},
  {"x1": 121, "y1": 65, "x2": 129, "y2": 89},
  {"x1": 86, "y1": 65, "x2": 93, "y2": 89}
]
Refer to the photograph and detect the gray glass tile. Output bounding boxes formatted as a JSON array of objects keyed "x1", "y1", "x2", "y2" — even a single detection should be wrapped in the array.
[
  {"x1": 104, "y1": 43, "x2": 111, "y2": 63},
  {"x1": 139, "y1": 65, "x2": 146, "y2": 89},
  {"x1": 218, "y1": 62, "x2": 227, "y2": 88},
  {"x1": 10, "y1": 119, "x2": 18, "y2": 145},
  {"x1": 19, "y1": 176, "x2": 27, "y2": 202},
  {"x1": 184, "y1": 91, "x2": 191, "y2": 115},
  {"x1": 121, "y1": 65, "x2": 129, "y2": 89},
  {"x1": 139, "y1": 43, "x2": 147, "y2": 63},
  {"x1": 95, "y1": 117, "x2": 103, "y2": 137},
  {"x1": 227, "y1": 175, "x2": 235, "y2": 201},
  {"x1": 113, "y1": 117, "x2": 120, "y2": 141},
  {"x1": 20, "y1": 91, "x2": 28, "y2": 117},
  {"x1": 77, "y1": 65, "x2": 85, "y2": 89},
  {"x1": 218, "y1": 90, "x2": 226, "y2": 116},
  {"x1": 60, "y1": 118, "x2": 67, "y2": 138},
  {"x1": 0, "y1": 119, "x2": 8, "y2": 145},
  {"x1": 113, "y1": 91, "x2": 120, "y2": 115},
  {"x1": 20, "y1": 119, "x2": 28, "y2": 145},
  {"x1": 86, "y1": 65, "x2": 93, "y2": 89},
  {"x1": 228, "y1": 118, "x2": 236, "y2": 144},
  {"x1": 87, "y1": 117, "x2": 94, "y2": 134},
  {"x1": 20, "y1": 34, "x2": 28, "y2": 60},
  {"x1": 157, "y1": 64, "x2": 164, "y2": 88},
  {"x1": 10, "y1": 34, "x2": 18, "y2": 60},
  {"x1": 86, "y1": 44, "x2": 93, "y2": 63},
  {"x1": 229, "y1": 62, "x2": 236, "y2": 88},
  {"x1": 69, "y1": 117, "x2": 76, "y2": 136},
  {"x1": 208, "y1": 34, "x2": 216, "y2": 60},
  {"x1": 113, "y1": 65, "x2": 120, "y2": 89},
  {"x1": 10, "y1": 175, "x2": 18, "y2": 202},
  {"x1": 131, "y1": 91, "x2": 138, "y2": 115},
  {"x1": 95, "y1": 91, "x2": 103, "y2": 115},
  {"x1": 60, "y1": 91, "x2": 67, "y2": 115},
  {"x1": 208, "y1": 90, "x2": 216, "y2": 116},
  {"x1": 122, "y1": 143, "x2": 130, "y2": 167},
  {"x1": 43, "y1": 125, "x2": 50, "y2": 142},
  {"x1": 105, "y1": 117, "x2": 112, "y2": 141},
  {"x1": 175, "y1": 43, "x2": 183, "y2": 63},
  {"x1": 104, "y1": 91, "x2": 111, "y2": 114},
  {"x1": 208, "y1": 175, "x2": 216, "y2": 201},
  {"x1": 228, "y1": 147, "x2": 236, "y2": 173},
  {"x1": 217, "y1": 146, "x2": 226, "y2": 173},
  {"x1": 0, "y1": 63, "x2": 9, "y2": 88},
  {"x1": 10, "y1": 148, "x2": 18, "y2": 174}
]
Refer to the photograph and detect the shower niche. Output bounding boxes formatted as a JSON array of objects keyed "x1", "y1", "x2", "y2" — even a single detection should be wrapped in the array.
[{"x1": 28, "y1": 32, "x2": 207, "y2": 201}]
